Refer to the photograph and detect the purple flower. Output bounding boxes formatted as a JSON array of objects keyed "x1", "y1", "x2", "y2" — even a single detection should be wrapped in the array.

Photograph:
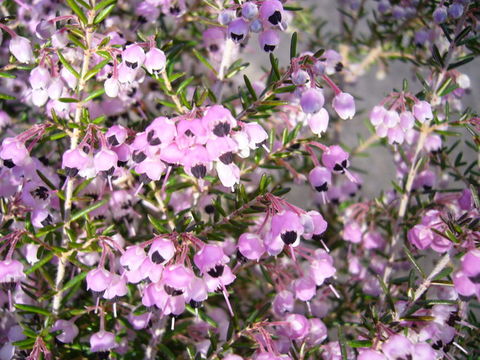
[
  {"x1": 89, "y1": 330, "x2": 117, "y2": 353},
  {"x1": 332, "y1": 92, "x2": 355, "y2": 120},
  {"x1": 9, "y1": 36, "x2": 34, "y2": 63}
]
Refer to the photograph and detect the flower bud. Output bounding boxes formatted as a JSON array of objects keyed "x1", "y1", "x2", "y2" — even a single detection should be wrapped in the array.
[{"x1": 332, "y1": 92, "x2": 355, "y2": 120}]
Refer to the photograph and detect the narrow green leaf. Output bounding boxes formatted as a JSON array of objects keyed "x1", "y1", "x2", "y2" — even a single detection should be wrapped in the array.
[
  {"x1": 185, "y1": 305, "x2": 218, "y2": 327},
  {"x1": 94, "y1": 0, "x2": 116, "y2": 11},
  {"x1": 83, "y1": 88, "x2": 105, "y2": 102},
  {"x1": 0, "y1": 93, "x2": 16, "y2": 100},
  {"x1": 403, "y1": 246, "x2": 426, "y2": 278},
  {"x1": 338, "y1": 326, "x2": 348, "y2": 360},
  {"x1": 0, "y1": 72, "x2": 16, "y2": 79},
  {"x1": 15, "y1": 304, "x2": 50, "y2": 316},
  {"x1": 94, "y1": 4, "x2": 116, "y2": 24},
  {"x1": 59, "y1": 97, "x2": 79, "y2": 103},
  {"x1": 290, "y1": 32, "x2": 298, "y2": 59},
  {"x1": 192, "y1": 49, "x2": 218, "y2": 76},
  {"x1": 148, "y1": 214, "x2": 169, "y2": 233},
  {"x1": 243, "y1": 75, "x2": 257, "y2": 100},
  {"x1": 447, "y1": 55, "x2": 475, "y2": 70},
  {"x1": 58, "y1": 51, "x2": 80, "y2": 79},
  {"x1": 60, "y1": 271, "x2": 87, "y2": 293},
  {"x1": 84, "y1": 59, "x2": 111, "y2": 81},
  {"x1": 65, "y1": 0, "x2": 88, "y2": 24}
]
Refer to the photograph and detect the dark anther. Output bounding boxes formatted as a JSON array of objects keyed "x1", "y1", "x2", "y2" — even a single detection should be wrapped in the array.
[
  {"x1": 164, "y1": 285, "x2": 183, "y2": 296},
  {"x1": 209, "y1": 44, "x2": 219, "y2": 52},
  {"x1": 3, "y1": 159, "x2": 15, "y2": 168},
  {"x1": 189, "y1": 299, "x2": 202, "y2": 308},
  {"x1": 132, "y1": 151, "x2": 147, "y2": 163},
  {"x1": 219, "y1": 151, "x2": 234, "y2": 165},
  {"x1": 268, "y1": 11, "x2": 282, "y2": 25},
  {"x1": 139, "y1": 174, "x2": 151, "y2": 184},
  {"x1": 264, "y1": 44, "x2": 276, "y2": 52},
  {"x1": 107, "y1": 135, "x2": 119, "y2": 146},
  {"x1": 204, "y1": 204, "x2": 215, "y2": 214},
  {"x1": 213, "y1": 122, "x2": 230, "y2": 137},
  {"x1": 151, "y1": 251, "x2": 165, "y2": 264},
  {"x1": 41, "y1": 214, "x2": 53, "y2": 227},
  {"x1": 32, "y1": 186, "x2": 49, "y2": 200},
  {"x1": 333, "y1": 163, "x2": 344, "y2": 173},
  {"x1": 341, "y1": 159, "x2": 348, "y2": 168},
  {"x1": 184, "y1": 129, "x2": 194, "y2": 137},
  {"x1": 315, "y1": 182, "x2": 328, "y2": 192},
  {"x1": 65, "y1": 167, "x2": 79, "y2": 177},
  {"x1": 191, "y1": 164, "x2": 207, "y2": 179},
  {"x1": 207, "y1": 264, "x2": 224, "y2": 278},
  {"x1": 311, "y1": 234, "x2": 323, "y2": 242},
  {"x1": 281, "y1": 231, "x2": 297, "y2": 245},
  {"x1": 125, "y1": 61, "x2": 138, "y2": 69},
  {"x1": 335, "y1": 62, "x2": 344, "y2": 72},
  {"x1": 230, "y1": 33, "x2": 244, "y2": 41},
  {"x1": 236, "y1": 249, "x2": 248, "y2": 263}
]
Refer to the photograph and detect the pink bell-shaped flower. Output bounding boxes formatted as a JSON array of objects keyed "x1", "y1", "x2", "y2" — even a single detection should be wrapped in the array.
[
  {"x1": 309, "y1": 166, "x2": 331, "y2": 194},
  {"x1": 89, "y1": 330, "x2": 117, "y2": 353},
  {"x1": 293, "y1": 276, "x2": 316, "y2": 301},
  {"x1": 86, "y1": 268, "x2": 113, "y2": 295},
  {"x1": 358, "y1": 350, "x2": 386, "y2": 360},
  {"x1": 122, "y1": 43, "x2": 146, "y2": 70},
  {"x1": 300, "y1": 88, "x2": 324, "y2": 114},
  {"x1": 184, "y1": 145, "x2": 211, "y2": 179},
  {"x1": 413, "y1": 101, "x2": 433, "y2": 123},
  {"x1": 305, "y1": 318, "x2": 328, "y2": 346},
  {"x1": 163, "y1": 264, "x2": 194, "y2": 295},
  {"x1": 135, "y1": 158, "x2": 166, "y2": 184},
  {"x1": 128, "y1": 312, "x2": 151, "y2": 330},
  {"x1": 308, "y1": 108, "x2": 329, "y2": 136},
  {"x1": 106, "y1": 125, "x2": 128, "y2": 147},
  {"x1": 120, "y1": 245, "x2": 146, "y2": 272},
  {"x1": 21, "y1": 181, "x2": 50, "y2": 209},
  {"x1": 62, "y1": 148, "x2": 91, "y2": 177},
  {"x1": 453, "y1": 271, "x2": 476, "y2": 299},
  {"x1": 381, "y1": 334, "x2": 413, "y2": 360},
  {"x1": 304, "y1": 210, "x2": 328, "y2": 240},
  {"x1": 228, "y1": 18, "x2": 249, "y2": 42},
  {"x1": 259, "y1": 0, "x2": 284, "y2": 26},
  {"x1": 322, "y1": 145, "x2": 350, "y2": 174},
  {"x1": 104, "y1": 76, "x2": 120, "y2": 98},
  {"x1": 0, "y1": 138, "x2": 30, "y2": 168},
  {"x1": 259, "y1": 30, "x2": 280, "y2": 52},
  {"x1": 189, "y1": 276, "x2": 208, "y2": 308},
  {"x1": 194, "y1": 244, "x2": 227, "y2": 275},
  {"x1": 461, "y1": 249, "x2": 480, "y2": 283},
  {"x1": 144, "y1": 47, "x2": 166, "y2": 75},
  {"x1": 284, "y1": 314, "x2": 310, "y2": 340},
  {"x1": 148, "y1": 237, "x2": 175, "y2": 265},
  {"x1": 94, "y1": 148, "x2": 118, "y2": 176},
  {"x1": 145, "y1": 116, "x2": 177, "y2": 147},
  {"x1": 332, "y1": 92, "x2": 355, "y2": 120},
  {"x1": 370, "y1": 105, "x2": 387, "y2": 126},
  {"x1": 273, "y1": 290, "x2": 294, "y2": 315},
  {"x1": 244, "y1": 122, "x2": 268, "y2": 149},
  {"x1": 216, "y1": 162, "x2": 240, "y2": 189},
  {"x1": 202, "y1": 105, "x2": 237, "y2": 138},
  {"x1": 0, "y1": 259, "x2": 25, "y2": 285},
  {"x1": 103, "y1": 274, "x2": 128, "y2": 300},
  {"x1": 271, "y1": 210, "x2": 304, "y2": 247},
  {"x1": 242, "y1": 2, "x2": 258, "y2": 20},
  {"x1": 51, "y1": 320, "x2": 79, "y2": 344},
  {"x1": 9, "y1": 36, "x2": 34, "y2": 63},
  {"x1": 238, "y1": 233, "x2": 265, "y2": 261}
]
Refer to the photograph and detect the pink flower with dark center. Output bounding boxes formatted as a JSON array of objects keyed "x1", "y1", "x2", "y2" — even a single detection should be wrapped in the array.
[
  {"x1": 148, "y1": 237, "x2": 175, "y2": 265},
  {"x1": 122, "y1": 44, "x2": 146, "y2": 70},
  {"x1": 228, "y1": 18, "x2": 249, "y2": 43},
  {"x1": 270, "y1": 210, "x2": 304, "y2": 247},
  {"x1": 259, "y1": 30, "x2": 280, "y2": 52},
  {"x1": 0, "y1": 138, "x2": 30, "y2": 168},
  {"x1": 259, "y1": 0, "x2": 284, "y2": 26}
]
